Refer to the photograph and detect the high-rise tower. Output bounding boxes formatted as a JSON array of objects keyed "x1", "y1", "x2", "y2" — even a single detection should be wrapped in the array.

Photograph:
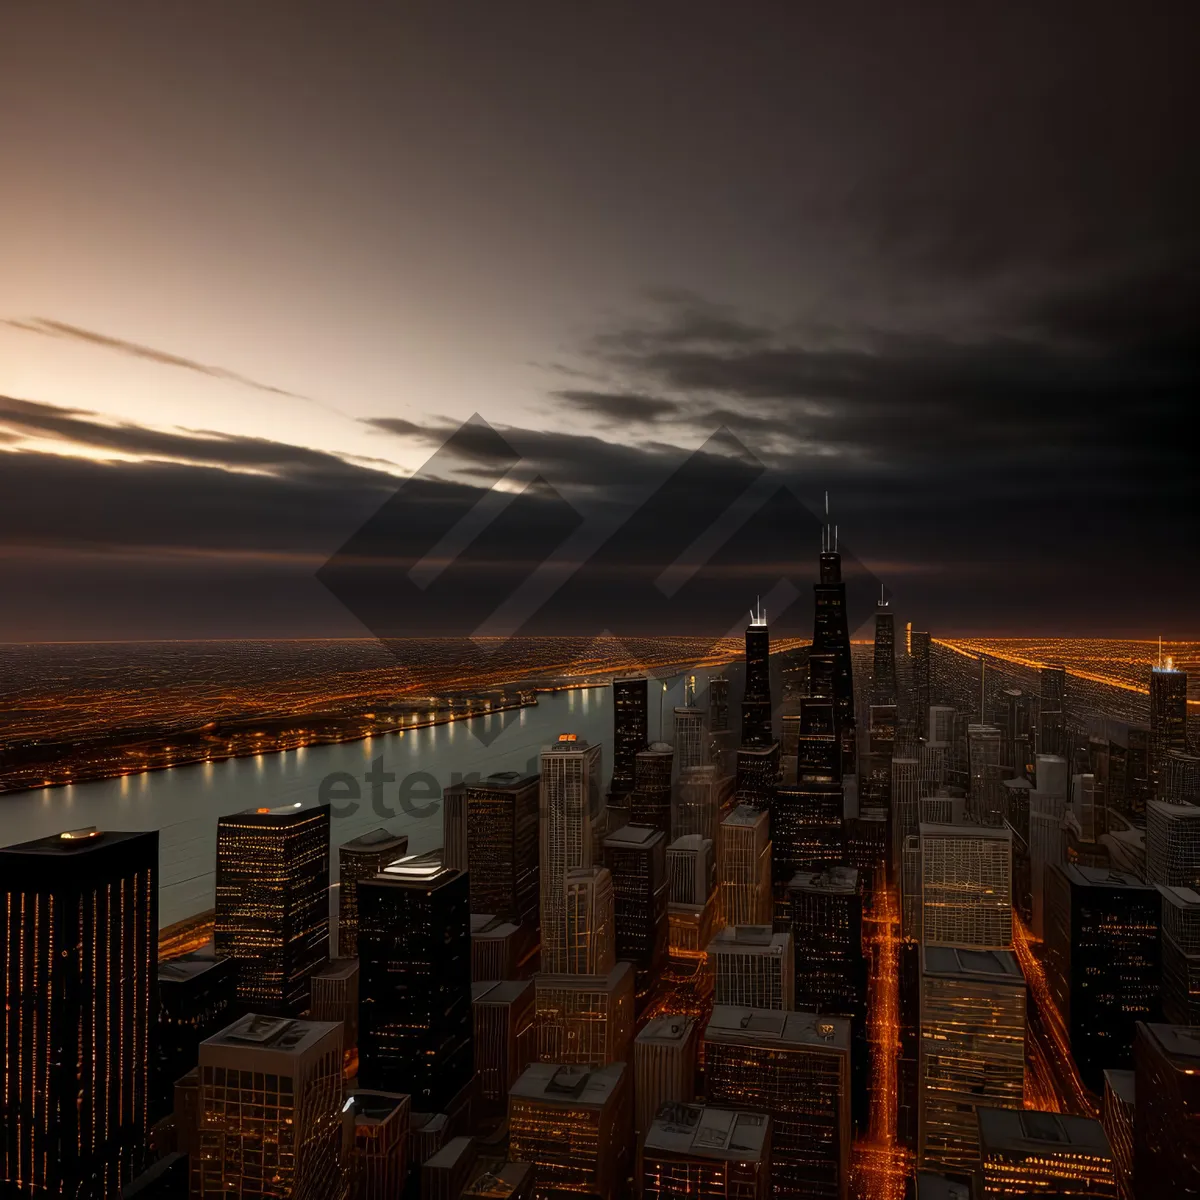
[
  {"x1": 611, "y1": 676, "x2": 649, "y2": 804},
  {"x1": 741, "y1": 599, "x2": 774, "y2": 747},
  {"x1": 1150, "y1": 649, "x2": 1189, "y2": 800},
  {"x1": 812, "y1": 494, "x2": 856, "y2": 736},
  {"x1": 872, "y1": 586, "x2": 897, "y2": 707}
]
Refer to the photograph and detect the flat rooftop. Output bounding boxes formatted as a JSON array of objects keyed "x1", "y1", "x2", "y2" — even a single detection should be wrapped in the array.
[
  {"x1": 462, "y1": 1163, "x2": 533, "y2": 1196},
  {"x1": 535, "y1": 961, "x2": 632, "y2": 991},
  {"x1": 977, "y1": 1107, "x2": 1112, "y2": 1158},
  {"x1": 509, "y1": 1062, "x2": 625, "y2": 1107},
  {"x1": 158, "y1": 956, "x2": 228, "y2": 984},
  {"x1": 1059, "y1": 863, "x2": 1154, "y2": 892},
  {"x1": 914, "y1": 1174, "x2": 971, "y2": 1200},
  {"x1": 345, "y1": 1090, "x2": 410, "y2": 1124},
  {"x1": 1148, "y1": 800, "x2": 1200, "y2": 820},
  {"x1": 204, "y1": 1013, "x2": 341, "y2": 1057},
  {"x1": 644, "y1": 1102, "x2": 769, "y2": 1163},
  {"x1": 1143, "y1": 1023, "x2": 1200, "y2": 1064},
  {"x1": 0, "y1": 827, "x2": 151, "y2": 858},
  {"x1": 603, "y1": 823, "x2": 663, "y2": 848},
  {"x1": 919, "y1": 820, "x2": 1011, "y2": 841},
  {"x1": 376, "y1": 850, "x2": 460, "y2": 887},
  {"x1": 709, "y1": 926, "x2": 790, "y2": 955},
  {"x1": 705, "y1": 1005, "x2": 850, "y2": 1051},
  {"x1": 636, "y1": 1016, "x2": 695, "y2": 1045},
  {"x1": 313, "y1": 957, "x2": 359, "y2": 981},
  {"x1": 473, "y1": 979, "x2": 533, "y2": 1006},
  {"x1": 467, "y1": 772, "x2": 539, "y2": 792},
  {"x1": 789, "y1": 865, "x2": 860, "y2": 894},
  {"x1": 1104, "y1": 1069, "x2": 1135, "y2": 1107},
  {"x1": 1157, "y1": 884, "x2": 1200, "y2": 910},
  {"x1": 668, "y1": 834, "x2": 711, "y2": 853},
  {"x1": 922, "y1": 945, "x2": 1023, "y2": 982},
  {"x1": 339, "y1": 827, "x2": 409, "y2": 853},
  {"x1": 722, "y1": 805, "x2": 767, "y2": 828}
]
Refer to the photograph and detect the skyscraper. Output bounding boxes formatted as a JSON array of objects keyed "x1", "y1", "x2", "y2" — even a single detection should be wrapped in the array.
[
  {"x1": 1150, "y1": 659, "x2": 1189, "y2": 799},
  {"x1": 672, "y1": 764, "x2": 736, "y2": 842},
  {"x1": 357, "y1": 851, "x2": 474, "y2": 1113},
  {"x1": 772, "y1": 778, "x2": 845, "y2": 907},
  {"x1": 968, "y1": 723, "x2": 1005, "y2": 826},
  {"x1": 309, "y1": 956, "x2": 360, "y2": 1057},
  {"x1": 1, "y1": 827, "x2": 158, "y2": 1198},
  {"x1": 977, "y1": 1107, "x2": 1117, "y2": 1198},
  {"x1": 812, "y1": 497, "x2": 856, "y2": 737},
  {"x1": 193, "y1": 1014, "x2": 346, "y2": 1200},
  {"x1": 1101, "y1": 1070, "x2": 1135, "y2": 1200},
  {"x1": 920, "y1": 821, "x2": 1013, "y2": 949},
  {"x1": 1039, "y1": 665, "x2": 1068, "y2": 758},
  {"x1": 918, "y1": 946, "x2": 1025, "y2": 1177},
  {"x1": 337, "y1": 826, "x2": 409, "y2": 957},
  {"x1": 564, "y1": 865, "x2": 616, "y2": 975},
  {"x1": 345, "y1": 1090, "x2": 412, "y2": 1200},
  {"x1": 704, "y1": 1006, "x2": 851, "y2": 1200},
  {"x1": 674, "y1": 705, "x2": 708, "y2": 772},
  {"x1": 734, "y1": 742, "x2": 781, "y2": 812},
  {"x1": 534, "y1": 962, "x2": 635, "y2": 1068},
  {"x1": 1134, "y1": 1023, "x2": 1200, "y2": 1196},
  {"x1": 611, "y1": 675, "x2": 650, "y2": 803},
  {"x1": 602, "y1": 823, "x2": 668, "y2": 1002},
  {"x1": 718, "y1": 805, "x2": 772, "y2": 927},
  {"x1": 872, "y1": 590, "x2": 897, "y2": 707},
  {"x1": 1157, "y1": 884, "x2": 1200, "y2": 1025},
  {"x1": 508, "y1": 1063, "x2": 631, "y2": 1200},
  {"x1": 472, "y1": 980, "x2": 536, "y2": 1116},
  {"x1": 708, "y1": 925, "x2": 795, "y2": 1010},
  {"x1": 540, "y1": 734, "x2": 603, "y2": 973},
  {"x1": 1030, "y1": 753, "x2": 1070, "y2": 938},
  {"x1": 788, "y1": 866, "x2": 865, "y2": 1019},
  {"x1": 1146, "y1": 799, "x2": 1200, "y2": 889},
  {"x1": 741, "y1": 598, "x2": 774, "y2": 747},
  {"x1": 633, "y1": 1017, "x2": 698, "y2": 1138},
  {"x1": 667, "y1": 833, "x2": 715, "y2": 905},
  {"x1": 911, "y1": 631, "x2": 932, "y2": 740},
  {"x1": 464, "y1": 771, "x2": 540, "y2": 929},
  {"x1": 641, "y1": 1103, "x2": 771, "y2": 1200},
  {"x1": 215, "y1": 802, "x2": 330, "y2": 1016},
  {"x1": 1043, "y1": 864, "x2": 1161, "y2": 1092},
  {"x1": 631, "y1": 742, "x2": 675, "y2": 832}
]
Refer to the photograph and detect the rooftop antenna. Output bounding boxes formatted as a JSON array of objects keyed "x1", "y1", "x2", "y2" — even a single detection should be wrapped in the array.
[
  {"x1": 877, "y1": 583, "x2": 888, "y2": 609},
  {"x1": 750, "y1": 596, "x2": 767, "y2": 626}
]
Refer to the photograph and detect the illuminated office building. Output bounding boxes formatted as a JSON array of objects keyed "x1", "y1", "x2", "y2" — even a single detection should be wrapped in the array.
[
  {"x1": 1043, "y1": 864, "x2": 1160, "y2": 1092},
  {"x1": 1070, "y1": 772, "x2": 1100, "y2": 844},
  {"x1": 1146, "y1": 799, "x2": 1200, "y2": 889},
  {"x1": 357, "y1": 852, "x2": 473, "y2": 1112},
  {"x1": 337, "y1": 827, "x2": 408, "y2": 958},
  {"x1": 310, "y1": 956, "x2": 359, "y2": 1055},
  {"x1": 928, "y1": 705, "x2": 956, "y2": 750},
  {"x1": 918, "y1": 946, "x2": 1025, "y2": 1176},
  {"x1": 1121, "y1": 726, "x2": 1152, "y2": 821},
  {"x1": 866, "y1": 703, "x2": 897, "y2": 810},
  {"x1": 892, "y1": 755, "x2": 922, "y2": 862},
  {"x1": 1101, "y1": 1070, "x2": 1134, "y2": 1200},
  {"x1": 718, "y1": 805, "x2": 772, "y2": 927},
  {"x1": 977, "y1": 1107, "x2": 1117, "y2": 1198},
  {"x1": 709, "y1": 674, "x2": 733, "y2": 774},
  {"x1": 155, "y1": 955, "x2": 236, "y2": 1121},
  {"x1": 1158, "y1": 884, "x2": 1200, "y2": 1024},
  {"x1": 772, "y1": 778, "x2": 845, "y2": 903},
  {"x1": 508, "y1": 1062, "x2": 631, "y2": 1200},
  {"x1": 968, "y1": 723, "x2": 1005, "y2": 826},
  {"x1": 1030, "y1": 754, "x2": 1070, "y2": 937},
  {"x1": 740, "y1": 598, "x2": 774, "y2": 747},
  {"x1": 602, "y1": 824, "x2": 667, "y2": 1001},
  {"x1": 788, "y1": 867, "x2": 865, "y2": 1018},
  {"x1": 811, "y1": 498, "x2": 856, "y2": 735},
  {"x1": 1164, "y1": 751, "x2": 1200, "y2": 804},
  {"x1": 704, "y1": 1005, "x2": 851, "y2": 1200},
  {"x1": 534, "y1": 961, "x2": 635, "y2": 1067},
  {"x1": 463, "y1": 771, "x2": 540, "y2": 929},
  {"x1": 902, "y1": 833, "x2": 923, "y2": 940},
  {"x1": 911, "y1": 630, "x2": 932, "y2": 739},
  {"x1": 1, "y1": 827, "x2": 157, "y2": 1198},
  {"x1": 540, "y1": 734, "x2": 603, "y2": 973},
  {"x1": 632, "y1": 742, "x2": 676, "y2": 833},
  {"x1": 612, "y1": 674, "x2": 650, "y2": 803},
  {"x1": 193, "y1": 1014, "x2": 345, "y2": 1200},
  {"x1": 345, "y1": 1090, "x2": 411, "y2": 1200},
  {"x1": 473, "y1": 979, "x2": 535, "y2": 1116},
  {"x1": 920, "y1": 821, "x2": 1013, "y2": 949},
  {"x1": 675, "y1": 704, "x2": 708, "y2": 772},
  {"x1": 215, "y1": 802, "x2": 330, "y2": 1016},
  {"x1": 872, "y1": 592, "x2": 897, "y2": 706},
  {"x1": 708, "y1": 925, "x2": 794, "y2": 1011},
  {"x1": 1150, "y1": 660, "x2": 1189, "y2": 798},
  {"x1": 641, "y1": 1103, "x2": 771, "y2": 1200},
  {"x1": 1134, "y1": 1023, "x2": 1200, "y2": 1195},
  {"x1": 667, "y1": 833, "x2": 715, "y2": 906},
  {"x1": 633, "y1": 1017, "x2": 698, "y2": 1138},
  {"x1": 673, "y1": 765, "x2": 736, "y2": 842},
  {"x1": 1039, "y1": 665, "x2": 1068, "y2": 758},
  {"x1": 564, "y1": 864, "x2": 616, "y2": 975},
  {"x1": 461, "y1": 1163, "x2": 535, "y2": 1199},
  {"x1": 735, "y1": 742, "x2": 781, "y2": 812}
]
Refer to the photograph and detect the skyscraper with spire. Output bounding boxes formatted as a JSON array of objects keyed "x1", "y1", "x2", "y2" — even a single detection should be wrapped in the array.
[
  {"x1": 871, "y1": 586, "x2": 897, "y2": 708},
  {"x1": 741, "y1": 598, "x2": 773, "y2": 747},
  {"x1": 811, "y1": 494, "x2": 856, "y2": 735}
]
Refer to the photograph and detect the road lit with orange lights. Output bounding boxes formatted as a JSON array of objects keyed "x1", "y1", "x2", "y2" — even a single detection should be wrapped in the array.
[
  {"x1": 852, "y1": 872, "x2": 911, "y2": 1200},
  {"x1": 1012, "y1": 914, "x2": 1098, "y2": 1118}
]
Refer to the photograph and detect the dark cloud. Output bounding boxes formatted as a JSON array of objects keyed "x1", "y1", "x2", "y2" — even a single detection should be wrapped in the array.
[
  {"x1": 2, "y1": 318, "x2": 319, "y2": 405},
  {"x1": 549, "y1": 390, "x2": 680, "y2": 425}
]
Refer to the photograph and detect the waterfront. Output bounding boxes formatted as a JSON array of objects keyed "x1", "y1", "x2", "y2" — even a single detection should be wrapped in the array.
[{"x1": 2, "y1": 683, "x2": 663, "y2": 927}]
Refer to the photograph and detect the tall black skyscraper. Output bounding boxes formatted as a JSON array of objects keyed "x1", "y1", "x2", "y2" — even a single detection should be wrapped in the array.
[
  {"x1": 611, "y1": 674, "x2": 650, "y2": 803},
  {"x1": 740, "y1": 599, "x2": 773, "y2": 747},
  {"x1": 2, "y1": 827, "x2": 158, "y2": 1197},
  {"x1": 1150, "y1": 655, "x2": 1189, "y2": 799},
  {"x1": 1039, "y1": 665, "x2": 1068, "y2": 758},
  {"x1": 871, "y1": 589, "x2": 897, "y2": 707},
  {"x1": 358, "y1": 851, "x2": 474, "y2": 1113},
  {"x1": 214, "y1": 802, "x2": 330, "y2": 1017},
  {"x1": 464, "y1": 771, "x2": 540, "y2": 930},
  {"x1": 910, "y1": 630, "x2": 932, "y2": 739},
  {"x1": 812, "y1": 496, "x2": 855, "y2": 736}
]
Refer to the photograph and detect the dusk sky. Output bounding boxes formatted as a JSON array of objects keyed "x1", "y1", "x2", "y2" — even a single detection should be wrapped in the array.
[{"x1": 1, "y1": 3, "x2": 1196, "y2": 640}]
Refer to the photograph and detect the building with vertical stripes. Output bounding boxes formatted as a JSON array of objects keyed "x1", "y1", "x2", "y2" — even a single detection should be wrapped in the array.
[
  {"x1": 631, "y1": 743, "x2": 675, "y2": 833},
  {"x1": 1146, "y1": 800, "x2": 1200, "y2": 889},
  {"x1": 215, "y1": 803, "x2": 330, "y2": 1017},
  {"x1": 540, "y1": 735, "x2": 603, "y2": 974},
  {"x1": 345, "y1": 1090, "x2": 411, "y2": 1200},
  {"x1": 674, "y1": 705, "x2": 708, "y2": 772},
  {"x1": 704, "y1": 1006, "x2": 851, "y2": 1200},
  {"x1": 309, "y1": 956, "x2": 360, "y2": 1057},
  {"x1": 919, "y1": 821, "x2": 1012, "y2": 949},
  {"x1": 563, "y1": 865, "x2": 616, "y2": 976},
  {"x1": 1157, "y1": 884, "x2": 1200, "y2": 1024},
  {"x1": 788, "y1": 866, "x2": 865, "y2": 1019},
  {"x1": 1101, "y1": 1070, "x2": 1134, "y2": 1200},
  {"x1": 1030, "y1": 754, "x2": 1069, "y2": 937},
  {"x1": 1150, "y1": 662, "x2": 1189, "y2": 799},
  {"x1": 464, "y1": 771, "x2": 540, "y2": 929},
  {"x1": 718, "y1": 806, "x2": 772, "y2": 927},
  {"x1": 1134, "y1": 1023, "x2": 1200, "y2": 1197},
  {"x1": 336, "y1": 827, "x2": 408, "y2": 957},
  {"x1": 472, "y1": 980, "x2": 536, "y2": 1116},
  {"x1": 633, "y1": 1017, "x2": 698, "y2": 1138},
  {"x1": 612, "y1": 675, "x2": 650, "y2": 804},
  {"x1": 534, "y1": 962, "x2": 635, "y2": 1068},
  {"x1": 1, "y1": 827, "x2": 158, "y2": 1198},
  {"x1": 673, "y1": 765, "x2": 736, "y2": 842},
  {"x1": 667, "y1": 834, "x2": 715, "y2": 906},
  {"x1": 641, "y1": 1103, "x2": 771, "y2": 1200},
  {"x1": 708, "y1": 925, "x2": 794, "y2": 1011}
]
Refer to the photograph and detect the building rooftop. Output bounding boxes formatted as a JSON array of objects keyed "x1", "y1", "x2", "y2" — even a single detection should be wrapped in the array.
[
  {"x1": 544, "y1": 734, "x2": 592, "y2": 753},
  {"x1": 375, "y1": 849, "x2": 461, "y2": 888},
  {"x1": 424, "y1": 1135, "x2": 476, "y2": 1171},
  {"x1": 977, "y1": 1107, "x2": 1112, "y2": 1158},
  {"x1": 708, "y1": 926, "x2": 790, "y2": 956},
  {"x1": 668, "y1": 834, "x2": 712, "y2": 853},
  {"x1": 637, "y1": 1016, "x2": 695, "y2": 1046},
  {"x1": 473, "y1": 979, "x2": 533, "y2": 1006},
  {"x1": 1143, "y1": 1023, "x2": 1200, "y2": 1064},
  {"x1": 339, "y1": 827, "x2": 410, "y2": 853},
  {"x1": 603, "y1": 823, "x2": 663, "y2": 848},
  {"x1": 534, "y1": 961, "x2": 632, "y2": 991},
  {"x1": 345, "y1": 1090, "x2": 410, "y2": 1124},
  {"x1": 1057, "y1": 863, "x2": 1154, "y2": 892},
  {"x1": 204, "y1": 1014, "x2": 341, "y2": 1057},
  {"x1": 313, "y1": 956, "x2": 359, "y2": 981},
  {"x1": 471, "y1": 914, "x2": 520, "y2": 939},
  {"x1": 922, "y1": 945, "x2": 1023, "y2": 982},
  {"x1": 1157, "y1": 884, "x2": 1200, "y2": 910},
  {"x1": 462, "y1": 1163, "x2": 533, "y2": 1197},
  {"x1": 723, "y1": 805, "x2": 767, "y2": 828},
  {"x1": 788, "y1": 865, "x2": 860, "y2": 895},
  {"x1": 643, "y1": 1102, "x2": 769, "y2": 1163},
  {"x1": 1002, "y1": 776, "x2": 1032, "y2": 791},
  {"x1": 468, "y1": 771, "x2": 539, "y2": 792},
  {"x1": 705, "y1": 1005, "x2": 850, "y2": 1051},
  {"x1": 0, "y1": 827, "x2": 152, "y2": 858},
  {"x1": 158, "y1": 956, "x2": 229, "y2": 984},
  {"x1": 919, "y1": 820, "x2": 1011, "y2": 841},
  {"x1": 1148, "y1": 800, "x2": 1200, "y2": 820},
  {"x1": 913, "y1": 1171, "x2": 971, "y2": 1200},
  {"x1": 509, "y1": 1062, "x2": 626, "y2": 1107},
  {"x1": 1103, "y1": 1069, "x2": 1135, "y2": 1107},
  {"x1": 231, "y1": 801, "x2": 316, "y2": 818}
]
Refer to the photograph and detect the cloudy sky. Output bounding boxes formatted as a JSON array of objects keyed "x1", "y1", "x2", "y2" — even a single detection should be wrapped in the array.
[{"x1": 1, "y1": 2, "x2": 1196, "y2": 640}]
